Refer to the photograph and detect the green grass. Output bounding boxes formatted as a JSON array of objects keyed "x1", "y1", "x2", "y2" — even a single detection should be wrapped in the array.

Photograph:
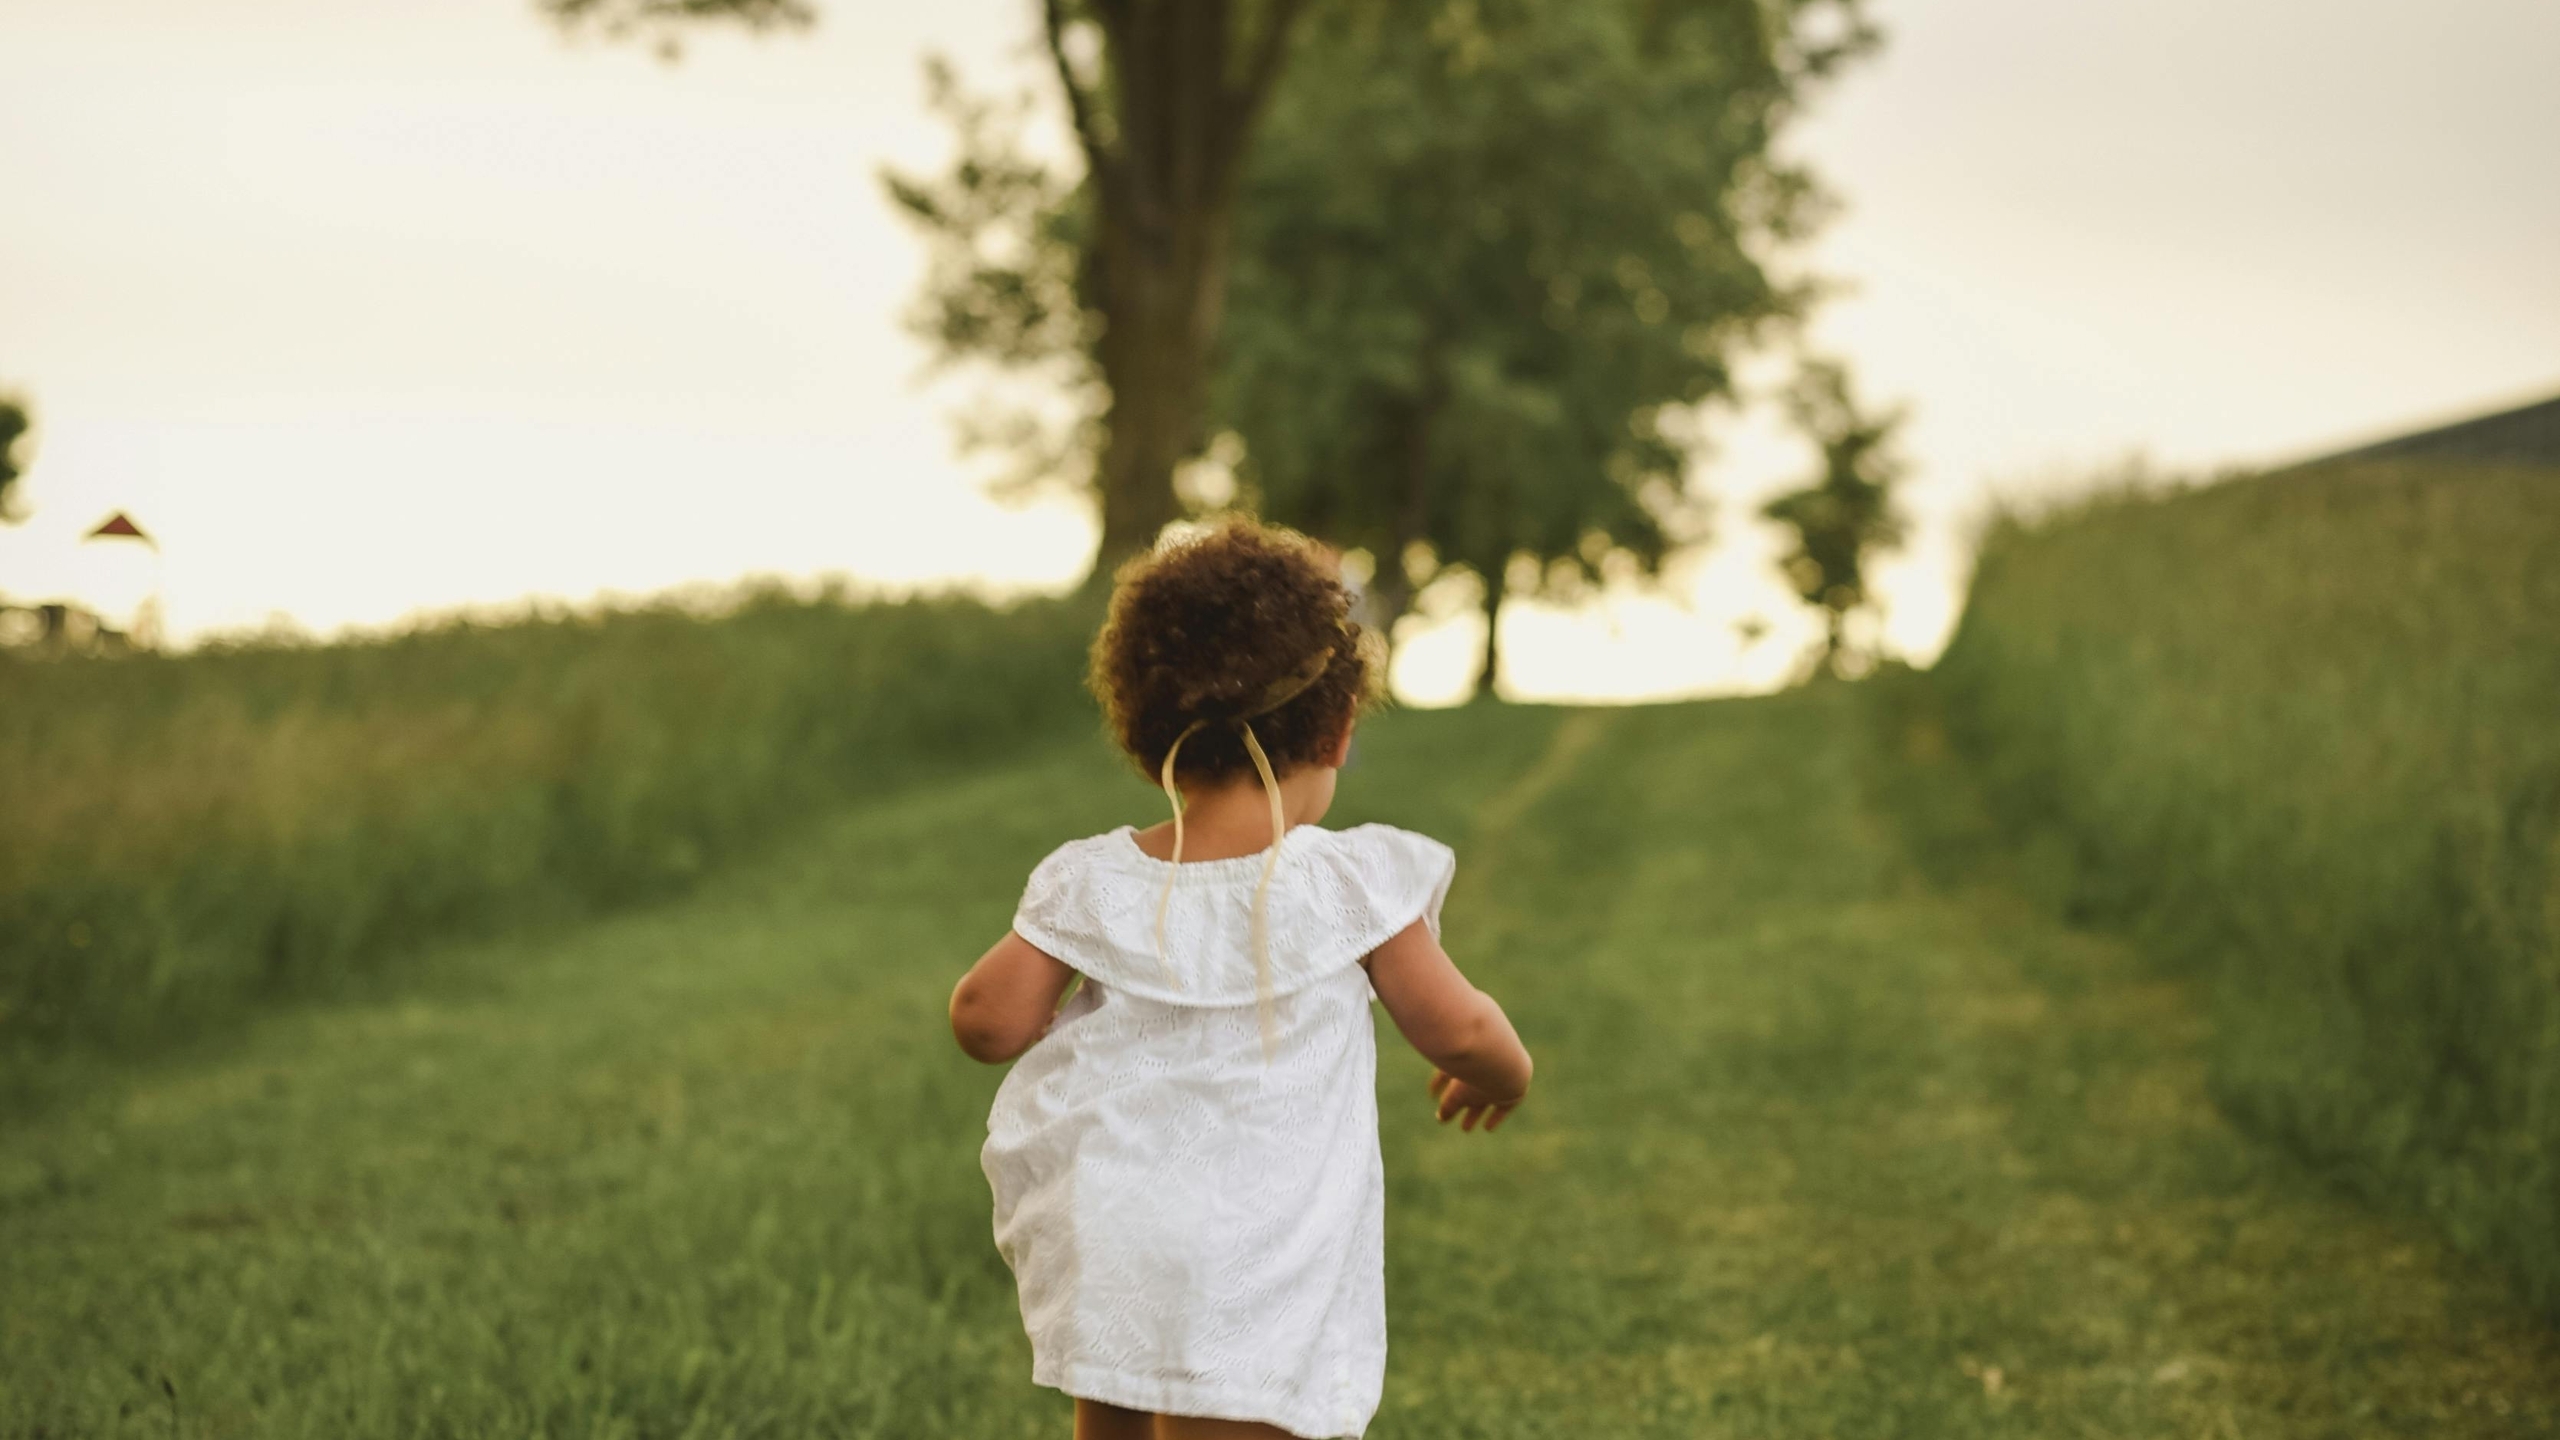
[
  {"x1": 1925, "y1": 460, "x2": 2560, "y2": 1313},
  {"x1": 0, "y1": 587, "x2": 1094, "y2": 1077},
  {"x1": 7, "y1": 693, "x2": 2553, "y2": 1437}
]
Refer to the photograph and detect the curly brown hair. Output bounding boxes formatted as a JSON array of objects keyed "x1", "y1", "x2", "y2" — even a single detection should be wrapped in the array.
[{"x1": 1090, "y1": 519, "x2": 1383, "y2": 786}]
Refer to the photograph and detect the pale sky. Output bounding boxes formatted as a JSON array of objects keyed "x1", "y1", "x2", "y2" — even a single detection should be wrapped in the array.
[{"x1": 3, "y1": 0, "x2": 2554, "y2": 703}]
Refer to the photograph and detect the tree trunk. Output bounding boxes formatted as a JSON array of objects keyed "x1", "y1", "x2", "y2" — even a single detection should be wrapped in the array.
[
  {"x1": 1059, "y1": 0, "x2": 1310, "y2": 576},
  {"x1": 1090, "y1": 187, "x2": 1232, "y2": 570},
  {"x1": 1363, "y1": 358, "x2": 1445, "y2": 660},
  {"x1": 1475, "y1": 558, "x2": 1508, "y2": 703},
  {"x1": 1367, "y1": 570, "x2": 1414, "y2": 657}
]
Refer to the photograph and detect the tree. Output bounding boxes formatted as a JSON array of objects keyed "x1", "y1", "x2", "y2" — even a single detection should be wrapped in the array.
[
  {"x1": 0, "y1": 392, "x2": 29, "y2": 525},
  {"x1": 878, "y1": 1, "x2": 1318, "y2": 571},
  {"x1": 537, "y1": 0, "x2": 812, "y2": 61},
  {"x1": 885, "y1": 1, "x2": 1877, "y2": 693},
  {"x1": 1215, "y1": 0, "x2": 1877, "y2": 693},
  {"x1": 1760, "y1": 361, "x2": 1906, "y2": 678}
]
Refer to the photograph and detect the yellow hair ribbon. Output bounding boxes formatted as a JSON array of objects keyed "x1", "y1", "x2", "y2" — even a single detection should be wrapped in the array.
[
  {"x1": 1238, "y1": 721, "x2": 1286, "y2": 1062},
  {"x1": 1151, "y1": 719, "x2": 1206, "y2": 991},
  {"x1": 1148, "y1": 640, "x2": 1344, "y2": 1060}
]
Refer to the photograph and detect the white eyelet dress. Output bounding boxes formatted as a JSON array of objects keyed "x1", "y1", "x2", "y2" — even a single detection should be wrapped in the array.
[{"x1": 985, "y1": 821, "x2": 1456, "y2": 1439}]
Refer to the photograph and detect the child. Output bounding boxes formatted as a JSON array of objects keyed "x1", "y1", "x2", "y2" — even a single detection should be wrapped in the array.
[{"x1": 949, "y1": 520, "x2": 1535, "y2": 1440}]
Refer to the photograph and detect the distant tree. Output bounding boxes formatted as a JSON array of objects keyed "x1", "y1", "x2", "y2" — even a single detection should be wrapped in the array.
[
  {"x1": 1217, "y1": 0, "x2": 1877, "y2": 694},
  {"x1": 536, "y1": 0, "x2": 811, "y2": 61},
  {"x1": 1760, "y1": 361, "x2": 1906, "y2": 678},
  {"x1": 0, "y1": 392, "x2": 30, "y2": 524}
]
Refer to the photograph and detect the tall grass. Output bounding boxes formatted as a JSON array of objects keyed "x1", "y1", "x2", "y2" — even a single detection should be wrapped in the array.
[
  {"x1": 0, "y1": 586, "x2": 1094, "y2": 1068},
  {"x1": 1924, "y1": 460, "x2": 2560, "y2": 1311}
]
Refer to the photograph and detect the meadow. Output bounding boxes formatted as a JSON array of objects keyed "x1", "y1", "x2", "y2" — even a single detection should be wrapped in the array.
[
  {"x1": 6, "y1": 457, "x2": 2559, "y2": 1435},
  {"x1": 0, "y1": 586, "x2": 1090, "y2": 1094},
  {"x1": 1924, "y1": 459, "x2": 2560, "y2": 1313},
  {"x1": 7, "y1": 693, "x2": 2559, "y2": 1437}
]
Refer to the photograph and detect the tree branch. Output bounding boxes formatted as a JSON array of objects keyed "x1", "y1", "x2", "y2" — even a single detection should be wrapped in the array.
[{"x1": 1044, "y1": 0, "x2": 1116, "y2": 182}]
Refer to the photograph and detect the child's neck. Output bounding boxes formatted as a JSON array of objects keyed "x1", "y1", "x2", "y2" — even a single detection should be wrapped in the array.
[{"x1": 1137, "y1": 769, "x2": 1332, "y2": 863}]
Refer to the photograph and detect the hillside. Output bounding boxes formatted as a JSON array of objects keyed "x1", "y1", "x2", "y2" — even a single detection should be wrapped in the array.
[{"x1": 1928, "y1": 459, "x2": 2560, "y2": 1311}]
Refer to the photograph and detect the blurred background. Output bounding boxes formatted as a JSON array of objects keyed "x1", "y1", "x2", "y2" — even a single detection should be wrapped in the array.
[
  {"x1": 4, "y1": 1, "x2": 2557, "y2": 1434},
  {"x1": 7, "y1": 0, "x2": 2549, "y2": 696}
]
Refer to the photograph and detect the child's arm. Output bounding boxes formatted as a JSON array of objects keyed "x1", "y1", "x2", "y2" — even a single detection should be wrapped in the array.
[
  {"x1": 1363, "y1": 917, "x2": 1533, "y2": 1131},
  {"x1": 949, "y1": 933, "x2": 1077, "y2": 1064}
]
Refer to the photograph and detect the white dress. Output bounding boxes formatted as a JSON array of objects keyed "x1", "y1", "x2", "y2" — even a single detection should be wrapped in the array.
[{"x1": 985, "y1": 821, "x2": 1457, "y2": 1439}]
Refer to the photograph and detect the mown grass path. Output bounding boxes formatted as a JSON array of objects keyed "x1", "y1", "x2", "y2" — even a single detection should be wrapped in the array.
[{"x1": 6, "y1": 692, "x2": 2555, "y2": 1437}]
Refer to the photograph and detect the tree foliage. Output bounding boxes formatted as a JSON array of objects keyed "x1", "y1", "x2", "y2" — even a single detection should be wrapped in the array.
[
  {"x1": 537, "y1": 0, "x2": 812, "y2": 59},
  {"x1": 880, "y1": 62, "x2": 1101, "y2": 504},
  {"x1": 0, "y1": 393, "x2": 30, "y2": 525},
  {"x1": 890, "y1": 0, "x2": 1879, "y2": 693},
  {"x1": 556, "y1": 0, "x2": 1890, "y2": 693},
  {"x1": 1217, "y1": 0, "x2": 1877, "y2": 692},
  {"x1": 1760, "y1": 360, "x2": 1906, "y2": 678}
]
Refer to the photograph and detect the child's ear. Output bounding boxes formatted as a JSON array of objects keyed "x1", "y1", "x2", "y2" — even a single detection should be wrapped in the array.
[{"x1": 1327, "y1": 721, "x2": 1356, "y2": 769}]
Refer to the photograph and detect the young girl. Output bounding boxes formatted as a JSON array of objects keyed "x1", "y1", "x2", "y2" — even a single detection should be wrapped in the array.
[{"x1": 948, "y1": 520, "x2": 1535, "y2": 1440}]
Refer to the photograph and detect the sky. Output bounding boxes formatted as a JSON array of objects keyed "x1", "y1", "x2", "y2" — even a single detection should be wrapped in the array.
[{"x1": 2, "y1": 0, "x2": 2554, "y2": 704}]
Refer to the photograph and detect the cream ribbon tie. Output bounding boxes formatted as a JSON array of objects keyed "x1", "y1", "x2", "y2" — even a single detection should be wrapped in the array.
[{"x1": 1149, "y1": 647, "x2": 1336, "y2": 1063}]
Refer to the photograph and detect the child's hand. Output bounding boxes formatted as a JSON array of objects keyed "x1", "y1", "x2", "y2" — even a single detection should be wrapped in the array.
[{"x1": 1428, "y1": 1069, "x2": 1521, "y2": 1132}]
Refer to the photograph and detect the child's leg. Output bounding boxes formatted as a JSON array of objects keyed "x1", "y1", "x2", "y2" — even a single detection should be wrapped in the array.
[{"x1": 1073, "y1": 1399, "x2": 1150, "y2": 1440}]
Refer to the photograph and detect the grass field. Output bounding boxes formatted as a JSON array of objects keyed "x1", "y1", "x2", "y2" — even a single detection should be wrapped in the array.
[
  {"x1": 7, "y1": 691, "x2": 2553, "y2": 1438},
  {"x1": 1929, "y1": 460, "x2": 2560, "y2": 1311},
  {"x1": 0, "y1": 589, "x2": 1090, "y2": 1076}
]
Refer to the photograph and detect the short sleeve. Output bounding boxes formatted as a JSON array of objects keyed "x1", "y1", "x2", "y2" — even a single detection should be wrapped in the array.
[
  {"x1": 1010, "y1": 837, "x2": 1106, "y2": 965},
  {"x1": 1316, "y1": 824, "x2": 1457, "y2": 954}
]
